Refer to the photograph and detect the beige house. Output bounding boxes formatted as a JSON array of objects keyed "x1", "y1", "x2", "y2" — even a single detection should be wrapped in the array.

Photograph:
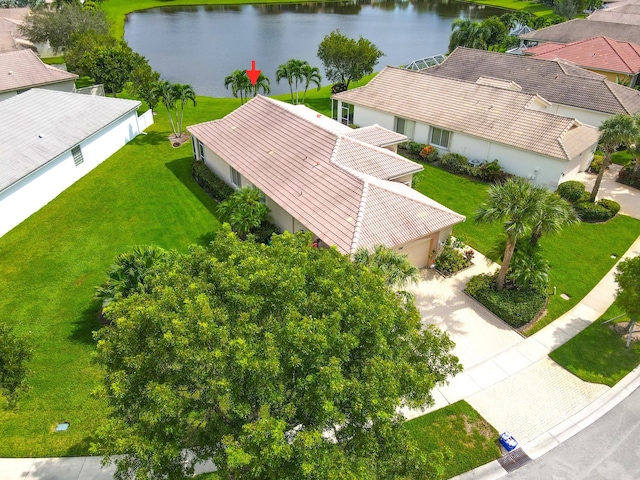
[
  {"x1": 332, "y1": 66, "x2": 601, "y2": 189},
  {"x1": 519, "y1": 19, "x2": 640, "y2": 47},
  {"x1": 589, "y1": 1, "x2": 640, "y2": 26},
  {"x1": 424, "y1": 47, "x2": 640, "y2": 128},
  {"x1": 188, "y1": 96, "x2": 465, "y2": 268},
  {"x1": 0, "y1": 49, "x2": 77, "y2": 101}
]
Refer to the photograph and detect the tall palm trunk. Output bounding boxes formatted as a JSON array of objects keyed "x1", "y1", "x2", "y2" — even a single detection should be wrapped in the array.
[
  {"x1": 178, "y1": 101, "x2": 185, "y2": 138},
  {"x1": 288, "y1": 80, "x2": 294, "y2": 104},
  {"x1": 590, "y1": 152, "x2": 611, "y2": 202},
  {"x1": 496, "y1": 238, "x2": 516, "y2": 291},
  {"x1": 164, "y1": 101, "x2": 177, "y2": 138}
]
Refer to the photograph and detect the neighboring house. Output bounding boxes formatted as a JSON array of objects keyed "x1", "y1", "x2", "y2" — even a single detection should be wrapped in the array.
[
  {"x1": 524, "y1": 36, "x2": 640, "y2": 88},
  {"x1": 589, "y1": 2, "x2": 640, "y2": 26},
  {"x1": 188, "y1": 96, "x2": 465, "y2": 268},
  {"x1": 424, "y1": 47, "x2": 640, "y2": 127},
  {"x1": 0, "y1": 49, "x2": 77, "y2": 101},
  {"x1": 0, "y1": 89, "x2": 144, "y2": 238},
  {"x1": 0, "y1": 7, "x2": 35, "y2": 53},
  {"x1": 332, "y1": 66, "x2": 601, "y2": 189},
  {"x1": 519, "y1": 19, "x2": 640, "y2": 47}
]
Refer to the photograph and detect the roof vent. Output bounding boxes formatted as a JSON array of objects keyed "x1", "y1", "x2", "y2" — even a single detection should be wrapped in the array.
[
  {"x1": 38, "y1": 134, "x2": 45, "y2": 139},
  {"x1": 8, "y1": 70, "x2": 13, "y2": 75}
]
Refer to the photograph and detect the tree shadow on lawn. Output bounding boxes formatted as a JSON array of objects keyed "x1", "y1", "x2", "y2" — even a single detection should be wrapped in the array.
[
  {"x1": 135, "y1": 130, "x2": 168, "y2": 147},
  {"x1": 197, "y1": 230, "x2": 218, "y2": 247},
  {"x1": 69, "y1": 299, "x2": 103, "y2": 346},
  {"x1": 165, "y1": 157, "x2": 218, "y2": 217}
]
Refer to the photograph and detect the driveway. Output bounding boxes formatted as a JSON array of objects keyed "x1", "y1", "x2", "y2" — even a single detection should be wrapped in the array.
[{"x1": 572, "y1": 164, "x2": 640, "y2": 219}]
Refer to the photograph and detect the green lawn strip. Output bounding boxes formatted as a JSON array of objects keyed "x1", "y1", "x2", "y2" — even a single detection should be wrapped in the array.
[
  {"x1": 405, "y1": 401, "x2": 501, "y2": 479},
  {"x1": 611, "y1": 150, "x2": 633, "y2": 166},
  {"x1": 462, "y1": 0, "x2": 554, "y2": 16},
  {"x1": 102, "y1": 0, "x2": 344, "y2": 38},
  {"x1": 529, "y1": 214, "x2": 640, "y2": 334},
  {"x1": 0, "y1": 101, "x2": 229, "y2": 457},
  {"x1": 41, "y1": 56, "x2": 65, "y2": 65},
  {"x1": 550, "y1": 302, "x2": 640, "y2": 386}
]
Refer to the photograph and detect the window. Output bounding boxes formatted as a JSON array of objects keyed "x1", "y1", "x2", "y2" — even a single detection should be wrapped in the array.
[
  {"x1": 71, "y1": 145, "x2": 84, "y2": 166},
  {"x1": 394, "y1": 117, "x2": 415, "y2": 139},
  {"x1": 230, "y1": 166, "x2": 242, "y2": 187},
  {"x1": 331, "y1": 99, "x2": 339, "y2": 121},
  {"x1": 430, "y1": 127, "x2": 451, "y2": 149},
  {"x1": 198, "y1": 141, "x2": 206, "y2": 160},
  {"x1": 340, "y1": 102, "x2": 354, "y2": 126}
]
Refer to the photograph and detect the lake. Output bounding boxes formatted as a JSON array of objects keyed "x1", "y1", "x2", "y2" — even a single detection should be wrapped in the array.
[{"x1": 124, "y1": 1, "x2": 504, "y2": 97}]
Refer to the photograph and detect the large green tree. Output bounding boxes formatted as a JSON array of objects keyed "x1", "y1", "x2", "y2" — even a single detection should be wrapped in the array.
[
  {"x1": 0, "y1": 322, "x2": 33, "y2": 407},
  {"x1": 19, "y1": 3, "x2": 110, "y2": 53},
  {"x1": 79, "y1": 42, "x2": 141, "y2": 97},
  {"x1": 614, "y1": 256, "x2": 640, "y2": 349},
  {"x1": 92, "y1": 228, "x2": 461, "y2": 480},
  {"x1": 448, "y1": 19, "x2": 490, "y2": 52},
  {"x1": 317, "y1": 29, "x2": 384, "y2": 90},
  {"x1": 591, "y1": 114, "x2": 639, "y2": 202},
  {"x1": 475, "y1": 178, "x2": 545, "y2": 291}
]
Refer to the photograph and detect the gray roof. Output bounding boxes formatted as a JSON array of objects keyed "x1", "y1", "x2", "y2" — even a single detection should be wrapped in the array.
[
  {"x1": 520, "y1": 19, "x2": 640, "y2": 45},
  {"x1": 425, "y1": 47, "x2": 640, "y2": 115},
  {"x1": 333, "y1": 66, "x2": 601, "y2": 161},
  {"x1": 0, "y1": 49, "x2": 77, "y2": 93},
  {"x1": 0, "y1": 89, "x2": 140, "y2": 192}
]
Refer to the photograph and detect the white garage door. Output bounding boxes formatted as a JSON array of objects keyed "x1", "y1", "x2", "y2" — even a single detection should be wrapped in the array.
[{"x1": 396, "y1": 236, "x2": 433, "y2": 269}]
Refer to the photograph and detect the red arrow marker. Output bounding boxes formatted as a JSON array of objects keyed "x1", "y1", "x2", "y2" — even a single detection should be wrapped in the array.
[{"x1": 246, "y1": 60, "x2": 261, "y2": 86}]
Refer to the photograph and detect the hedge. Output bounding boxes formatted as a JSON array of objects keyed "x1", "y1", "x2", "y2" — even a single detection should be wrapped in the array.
[
  {"x1": 466, "y1": 274, "x2": 548, "y2": 328},
  {"x1": 192, "y1": 160, "x2": 235, "y2": 202},
  {"x1": 556, "y1": 180, "x2": 585, "y2": 203},
  {"x1": 574, "y1": 200, "x2": 619, "y2": 222}
]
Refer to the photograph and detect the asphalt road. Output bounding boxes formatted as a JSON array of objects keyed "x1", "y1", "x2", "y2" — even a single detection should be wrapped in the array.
[{"x1": 506, "y1": 386, "x2": 640, "y2": 480}]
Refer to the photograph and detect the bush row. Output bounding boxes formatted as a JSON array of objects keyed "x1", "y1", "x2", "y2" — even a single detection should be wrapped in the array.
[
  {"x1": 192, "y1": 160, "x2": 235, "y2": 202},
  {"x1": 556, "y1": 180, "x2": 620, "y2": 222},
  {"x1": 399, "y1": 142, "x2": 511, "y2": 183},
  {"x1": 465, "y1": 274, "x2": 548, "y2": 328}
]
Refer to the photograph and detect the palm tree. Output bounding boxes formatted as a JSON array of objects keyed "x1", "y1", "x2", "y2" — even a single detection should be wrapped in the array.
[
  {"x1": 251, "y1": 72, "x2": 271, "y2": 97},
  {"x1": 152, "y1": 80, "x2": 178, "y2": 137},
  {"x1": 173, "y1": 83, "x2": 196, "y2": 139},
  {"x1": 224, "y1": 69, "x2": 252, "y2": 104},
  {"x1": 529, "y1": 189, "x2": 578, "y2": 246},
  {"x1": 300, "y1": 64, "x2": 322, "y2": 104},
  {"x1": 591, "y1": 114, "x2": 639, "y2": 202},
  {"x1": 475, "y1": 178, "x2": 543, "y2": 291},
  {"x1": 353, "y1": 245, "x2": 419, "y2": 290},
  {"x1": 448, "y1": 19, "x2": 491, "y2": 53},
  {"x1": 275, "y1": 59, "x2": 304, "y2": 104}
]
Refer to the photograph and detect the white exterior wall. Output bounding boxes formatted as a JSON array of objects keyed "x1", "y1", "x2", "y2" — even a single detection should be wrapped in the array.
[
  {"x1": 347, "y1": 103, "x2": 597, "y2": 189},
  {"x1": 0, "y1": 80, "x2": 77, "y2": 103},
  {"x1": 0, "y1": 110, "x2": 140, "y2": 237},
  {"x1": 548, "y1": 103, "x2": 609, "y2": 129}
]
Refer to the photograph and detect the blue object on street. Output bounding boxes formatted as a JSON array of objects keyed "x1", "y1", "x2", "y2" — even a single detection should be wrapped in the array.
[{"x1": 499, "y1": 432, "x2": 518, "y2": 452}]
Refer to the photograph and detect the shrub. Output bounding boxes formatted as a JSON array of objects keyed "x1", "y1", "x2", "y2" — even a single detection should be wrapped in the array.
[
  {"x1": 588, "y1": 154, "x2": 604, "y2": 174},
  {"x1": 250, "y1": 220, "x2": 281, "y2": 244},
  {"x1": 556, "y1": 180, "x2": 586, "y2": 204},
  {"x1": 617, "y1": 164, "x2": 640, "y2": 188},
  {"x1": 433, "y1": 236, "x2": 473, "y2": 275},
  {"x1": 599, "y1": 199, "x2": 621, "y2": 216},
  {"x1": 331, "y1": 82, "x2": 347, "y2": 94},
  {"x1": 192, "y1": 160, "x2": 235, "y2": 202},
  {"x1": 466, "y1": 274, "x2": 548, "y2": 328},
  {"x1": 419, "y1": 145, "x2": 439, "y2": 162},
  {"x1": 404, "y1": 141, "x2": 425, "y2": 156},
  {"x1": 478, "y1": 159, "x2": 509, "y2": 183},
  {"x1": 574, "y1": 201, "x2": 615, "y2": 222},
  {"x1": 440, "y1": 152, "x2": 469, "y2": 174}
]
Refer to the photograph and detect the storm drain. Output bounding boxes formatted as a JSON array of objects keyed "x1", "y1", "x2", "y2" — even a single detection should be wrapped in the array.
[{"x1": 498, "y1": 448, "x2": 531, "y2": 473}]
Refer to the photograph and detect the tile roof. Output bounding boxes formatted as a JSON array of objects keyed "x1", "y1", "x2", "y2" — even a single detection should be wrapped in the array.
[
  {"x1": 0, "y1": 7, "x2": 30, "y2": 21},
  {"x1": 188, "y1": 96, "x2": 464, "y2": 254},
  {"x1": 525, "y1": 36, "x2": 640, "y2": 75},
  {"x1": 425, "y1": 47, "x2": 640, "y2": 115},
  {"x1": 0, "y1": 31, "x2": 17, "y2": 53},
  {"x1": 519, "y1": 19, "x2": 640, "y2": 45},
  {"x1": 0, "y1": 89, "x2": 140, "y2": 192},
  {"x1": 589, "y1": 2, "x2": 640, "y2": 25},
  {"x1": 0, "y1": 49, "x2": 77, "y2": 93},
  {"x1": 334, "y1": 66, "x2": 601, "y2": 161},
  {"x1": 342, "y1": 125, "x2": 407, "y2": 147}
]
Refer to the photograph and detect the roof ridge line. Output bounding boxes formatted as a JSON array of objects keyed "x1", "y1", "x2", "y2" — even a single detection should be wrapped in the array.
[
  {"x1": 336, "y1": 134, "x2": 422, "y2": 170},
  {"x1": 605, "y1": 80, "x2": 632, "y2": 114},
  {"x1": 350, "y1": 180, "x2": 368, "y2": 255}
]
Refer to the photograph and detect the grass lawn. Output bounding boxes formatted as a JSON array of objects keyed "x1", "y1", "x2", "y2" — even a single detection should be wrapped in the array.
[
  {"x1": 550, "y1": 302, "x2": 640, "y2": 386},
  {"x1": 406, "y1": 401, "x2": 501, "y2": 479},
  {"x1": 413, "y1": 162, "x2": 640, "y2": 334},
  {"x1": 0, "y1": 98, "x2": 241, "y2": 457},
  {"x1": 462, "y1": 0, "x2": 554, "y2": 16},
  {"x1": 611, "y1": 150, "x2": 634, "y2": 166},
  {"x1": 41, "y1": 56, "x2": 65, "y2": 65}
]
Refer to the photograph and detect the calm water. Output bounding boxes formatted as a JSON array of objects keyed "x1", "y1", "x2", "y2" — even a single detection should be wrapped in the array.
[{"x1": 124, "y1": 1, "x2": 504, "y2": 97}]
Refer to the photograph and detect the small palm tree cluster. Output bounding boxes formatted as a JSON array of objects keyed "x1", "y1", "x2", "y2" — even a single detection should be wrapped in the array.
[
  {"x1": 224, "y1": 70, "x2": 271, "y2": 105},
  {"x1": 476, "y1": 177, "x2": 578, "y2": 292},
  {"x1": 151, "y1": 80, "x2": 196, "y2": 139},
  {"x1": 275, "y1": 58, "x2": 322, "y2": 105},
  {"x1": 216, "y1": 187, "x2": 271, "y2": 239}
]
